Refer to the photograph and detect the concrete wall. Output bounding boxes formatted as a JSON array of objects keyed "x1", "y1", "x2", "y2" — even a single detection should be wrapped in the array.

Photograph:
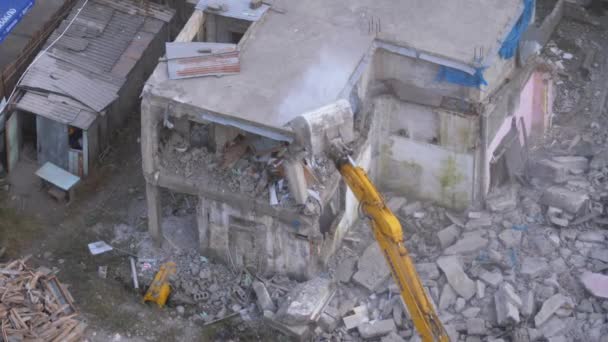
[
  {"x1": 196, "y1": 197, "x2": 321, "y2": 280},
  {"x1": 485, "y1": 70, "x2": 552, "y2": 192}
]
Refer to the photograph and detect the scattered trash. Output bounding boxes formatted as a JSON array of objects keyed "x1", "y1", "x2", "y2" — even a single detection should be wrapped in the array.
[
  {"x1": 88, "y1": 241, "x2": 113, "y2": 255},
  {"x1": 98, "y1": 265, "x2": 108, "y2": 279}
]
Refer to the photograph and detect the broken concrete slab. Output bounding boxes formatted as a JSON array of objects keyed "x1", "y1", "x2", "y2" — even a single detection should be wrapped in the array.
[
  {"x1": 486, "y1": 188, "x2": 518, "y2": 212},
  {"x1": 580, "y1": 271, "x2": 608, "y2": 298},
  {"x1": 466, "y1": 318, "x2": 486, "y2": 335},
  {"x1": 353, "y1": 243, "x2": 391, "y2": 292},
  {"x1": 534, "y1": 293, "x2": 567, "y2": 327},
  {"x1": 415, "y1": 262, "x2": 440, "y2": 280},
  {"x1": 335, "y1": 256, "x2": 357, "y2": 283},
  {"x1": 498, "y1": 229, "x2": 522, "y2": 248},
  {"x1": 381, "y1": 332, "x2": 406, "y2": 342},
  {"x1": 443, "y1": 235, "x2": 488, "y2": 255},
  {"x1": 577, "y1": 231, "x2": 605, "y2": 243},
  {"x1": 437, "y1": 225, "x2": 461, "y2": 249},
  {"x1": 436, "y1": 256, "x2": 476, "y2": 300},
  {"x1": 343, "y1": 306, "x2": 369, "y2": 330},
  {"x1": 264, "y1": 313, "x2": 312, "y2": 341},
  {"x1": 439, "y1": 283, "x2": 457, "y2": 310},
  {"x1": 529, "y1": 159, "x2": 568, "y2": 183},
  {"x1": 276, "y1": 277, "x2": 334, "y2": 325},
  {"x1": 478, "y1": 270, "x2": 503, "y2": 287},
  {"x1": 476, "y1": 280, "x2": 486, "y2": 300},
  {"x1": 540, "y1": 186, "x2": 589, "y2": 215},
  {"x1": 252, "y1": 280, "x2": 276, "y2": 312},
  {"x1": 552, "y1": 156, "x2": 589, "y2": 173},
  {"x1": 358, "y1": 319, "x2": 396, "y2": 339},
  {"x1": 588, "y1": 249, "x2": 608, "y2": 263},
  {"x1": 318, "y1": 306, "x2": 340, "y2": 332},
  {"x1": 400, "y1": 201, "x2": 422, "y2": 216},
  {"x1": 521, "y1": 257, "x2": 550, "y2": 276},
  {"x1": 495, "y1": 284, "x2": 521, "y2": 326},
  {"x1": 462, "y1": 307, "x2": 480, "y2": 318},
  {"x1": 521, "y1": 290, "x2": 535, "y2": 316},
  {"x1": 465, "y1": 217, "x2": 493, "y2": 230}
]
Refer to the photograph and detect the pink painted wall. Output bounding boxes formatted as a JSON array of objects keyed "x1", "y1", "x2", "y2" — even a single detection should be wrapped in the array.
[{"x1": 484, "y1": 71, "x2": 550, "y2": 193}]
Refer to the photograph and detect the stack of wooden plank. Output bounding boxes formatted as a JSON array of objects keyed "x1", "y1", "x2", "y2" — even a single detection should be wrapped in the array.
[{"x1": 0, "y1": 257, "x2": 86, "y2": 341}]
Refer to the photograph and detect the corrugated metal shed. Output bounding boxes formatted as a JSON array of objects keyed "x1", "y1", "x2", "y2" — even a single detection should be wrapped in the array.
[
  {"x1": 166, "y1": 42, "x2": 240, "y2": 80},
  {"x1": 16, "y1": 92, "x2": 97, "y2": 129},
  {"x1": 196, "y1": 0, "x2": 269, "y2": 21},
  {"x1": 16, "y1": 0, "x2": 175, "y2": 127}
]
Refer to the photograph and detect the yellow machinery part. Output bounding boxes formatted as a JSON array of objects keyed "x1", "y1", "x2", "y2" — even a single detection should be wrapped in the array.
[
  {"x1": 336, "y1": 160, "x2": 449, "y2": 342},
  {"x1": 143, "y1": 261, "x2": 177, "y2": 308}
]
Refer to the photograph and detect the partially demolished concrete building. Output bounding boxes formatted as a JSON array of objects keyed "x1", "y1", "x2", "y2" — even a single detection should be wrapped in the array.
[{"x1": 141, "y1": 0, "x2": 560, "y2": 278}]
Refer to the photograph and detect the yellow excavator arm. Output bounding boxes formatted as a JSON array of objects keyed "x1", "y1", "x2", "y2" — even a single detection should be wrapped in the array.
[{"x1": 330, "y1": 146, "x2": 449, "y2": 342}]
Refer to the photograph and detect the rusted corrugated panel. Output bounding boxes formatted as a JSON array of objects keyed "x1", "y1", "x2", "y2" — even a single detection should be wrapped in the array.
[
  {"x1": 168, "y1": 51, "x2": 240, "y2": 79},
  {"x1": 166, "y1": 42, "x2": 240, "y2": 80}
]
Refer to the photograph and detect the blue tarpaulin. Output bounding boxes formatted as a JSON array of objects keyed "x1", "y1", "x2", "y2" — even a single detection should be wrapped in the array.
[
  {"x1": 436, "y1": 66, "x2": 488, "y2": 88},
  {"x1": 0, "y1": 0, "x2": 35, "y2": 44},
  {"x1": 499, "y1": 0, "x2": 534, "y2": 59}
]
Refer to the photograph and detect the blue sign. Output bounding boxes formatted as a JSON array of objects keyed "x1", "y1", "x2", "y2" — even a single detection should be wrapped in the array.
[{"x1": 0, "y1": 0, "x2": 35, "y2": 44}]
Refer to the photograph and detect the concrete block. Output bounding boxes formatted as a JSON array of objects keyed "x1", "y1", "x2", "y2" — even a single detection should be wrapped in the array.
[
  {"x1": 381, "y1": 332, "x2": 406, "y2": 342},
  {"x1": 466, "y1": 318, "x2": 486, "y2": 335},
  {"x1": 552, "y1": 156, "x2": 589, "y2": 173},
  {"x1": 439, "y1": 283, "x2": 457, "y2": 310},
  {"x1": 437, "y1": 225, "x2": 461, "y2": 249},
  {"x1": 454, "y1": 297, "x2": 466, "y2": 312},
  {"x1": 444, "y1": 235, "x2": 488, "y2": 255},
  {"x1": 580, "y1": 272, "x2": 608, "y2": 299},
  {"x1": 476, "y1": 280, "x2": 486, "y2": 299},
  {"x1": 521, "y1": 290, "x2": 535, "y2": 316},
  {"x1": 276, "y1": 277, "x2": 334, "y2": 325},
  {"x1": 521, "y1": 257, "x2": 549, "y2": 276},
  {"x1": 462, "y1": 307, "x2": 480, "y2": 318},
  {"x1": 540, "y1": 186, "x2": 589, "y2": 215},
  {"x1": 577, "y1": 231, "x2": 605, "y2": 243},
  {"x1": 436, "y1": 256, "x2": 476, "y2": 300},
  {"x1": 319, "y1": 310, "x2": 339, "y2": 332},
  {"x1": 465, "y1": 217, "x2": 492, "y2": 229},
  {"x1": 357, "y1": 319, "x2": 396, "y2": 339},
  {"x1": 264, "y1": 314, "x2": 311, "y2": 341},
  {"x1": 335, "y1": 257, "x2": 357, "y2": 283},
  {"x1": 415, "y1": 262, "x2": 440, "y2": 280},
  {"x1": 534, "y1": 294, "x2": 567, "y2": 327},
  {"x1": 353, "y1": 243, "x2": 391, "y2": 291},
  {"x1": 252, "y1": 281, "x2": 276, "y2": 312},
  {"x1": 486, "y1": 188, "x2": 517, "y2": 212},
  {"x1": 495, "y1": 289, "x2": 520, "y2": 326},
  {"x1": 588, "y1": 249, "x2": 608, "y2": 263},
  {"x1": 501, "y1": 283, "x2": 522, "y2": 308},
  {"x1": 478, "y1": 270, "x2": 503, "y2": 287},
  {"x1": 498, "y1": 229, "x2": 522, "y2": 248},
  {"x1": 529, "y1": 159, "x2": 568, "y2": 183}
]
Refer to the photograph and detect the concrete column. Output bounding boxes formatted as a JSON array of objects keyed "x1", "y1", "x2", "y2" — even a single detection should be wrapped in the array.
[
  {"x1": 146, "y1": 182, "x2": 163, "y2": 247},
  {"x1": 284, "y1": 158, "x2": 308, "y2": 204},
  {"x1": 196, "y1": 195, "x2": 209, "y2": 252},
  {"x1": 140, "y1": 96, "x2": 162, "y2": 176}
]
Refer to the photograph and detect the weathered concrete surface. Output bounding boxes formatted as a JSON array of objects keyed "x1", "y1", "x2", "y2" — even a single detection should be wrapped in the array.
[
  {"x1": 540, "y1": 186, "x2": 589, "y2": 215},
  {"x1": 495, "y1": 284, "x2": 521, "y2": 326},
  {"x1": 534, "y1": 294, "x2": 567, "y2": 327},
  {"x1": 436, "y1": 256, "x2": 476, "y2": 300},
  {"x1": 357, "y1": 319, "x2": 396, "y2": 339},
  {"x1": 352, "y1": 243, "x2": 391, "y2": 291},
  {"x1": 252, "y1": 281, "x2": 276, "y2": 312},
  {"x1": 580, "y1": 272, "x2": 608, "y2": 299},
  {"x1": 276, "y1": 277, "x2": 334, "y2": 325},
  {"x1": 444, "y1": 235, "x2": 488, "y2": 255},
  {"x1": 437, "y1": 225, "x2": 461, "y2": 248}
]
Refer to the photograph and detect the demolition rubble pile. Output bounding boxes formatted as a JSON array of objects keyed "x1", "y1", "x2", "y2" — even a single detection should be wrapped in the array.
[
  {"x1": 159, "y1": 131, "x2": 332, "y2": 210},
  {"x1": 0, "y1": 258, "x2": 86, "y2": 341}
]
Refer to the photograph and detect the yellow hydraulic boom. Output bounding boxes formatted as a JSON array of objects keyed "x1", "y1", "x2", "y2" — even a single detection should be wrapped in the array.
[{"x1": 330, "y1": 145, "x2": 449, "y2": 342}]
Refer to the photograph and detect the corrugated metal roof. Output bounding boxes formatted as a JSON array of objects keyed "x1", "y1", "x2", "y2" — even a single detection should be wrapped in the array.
[
  {"x1": 196, "y1": 0, "x2": 269, "y2": 21},
  {"x1": 166, "y1": 42, "x2": 240, "y2": 80},
  {"x1": 95, "y1": 0, "x2": 175, "y2": 23},
  {"x1": 17, "y1": 0, "x2": 175, "y2": 121},
  {"x1": 16, "y1": 92, "x2": 97, "y2": 129}
]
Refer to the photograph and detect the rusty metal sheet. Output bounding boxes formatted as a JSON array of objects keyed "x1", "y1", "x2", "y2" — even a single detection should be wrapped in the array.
[{"x1": 165, "y1": 42, "x2": 240, "y2": 79}]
